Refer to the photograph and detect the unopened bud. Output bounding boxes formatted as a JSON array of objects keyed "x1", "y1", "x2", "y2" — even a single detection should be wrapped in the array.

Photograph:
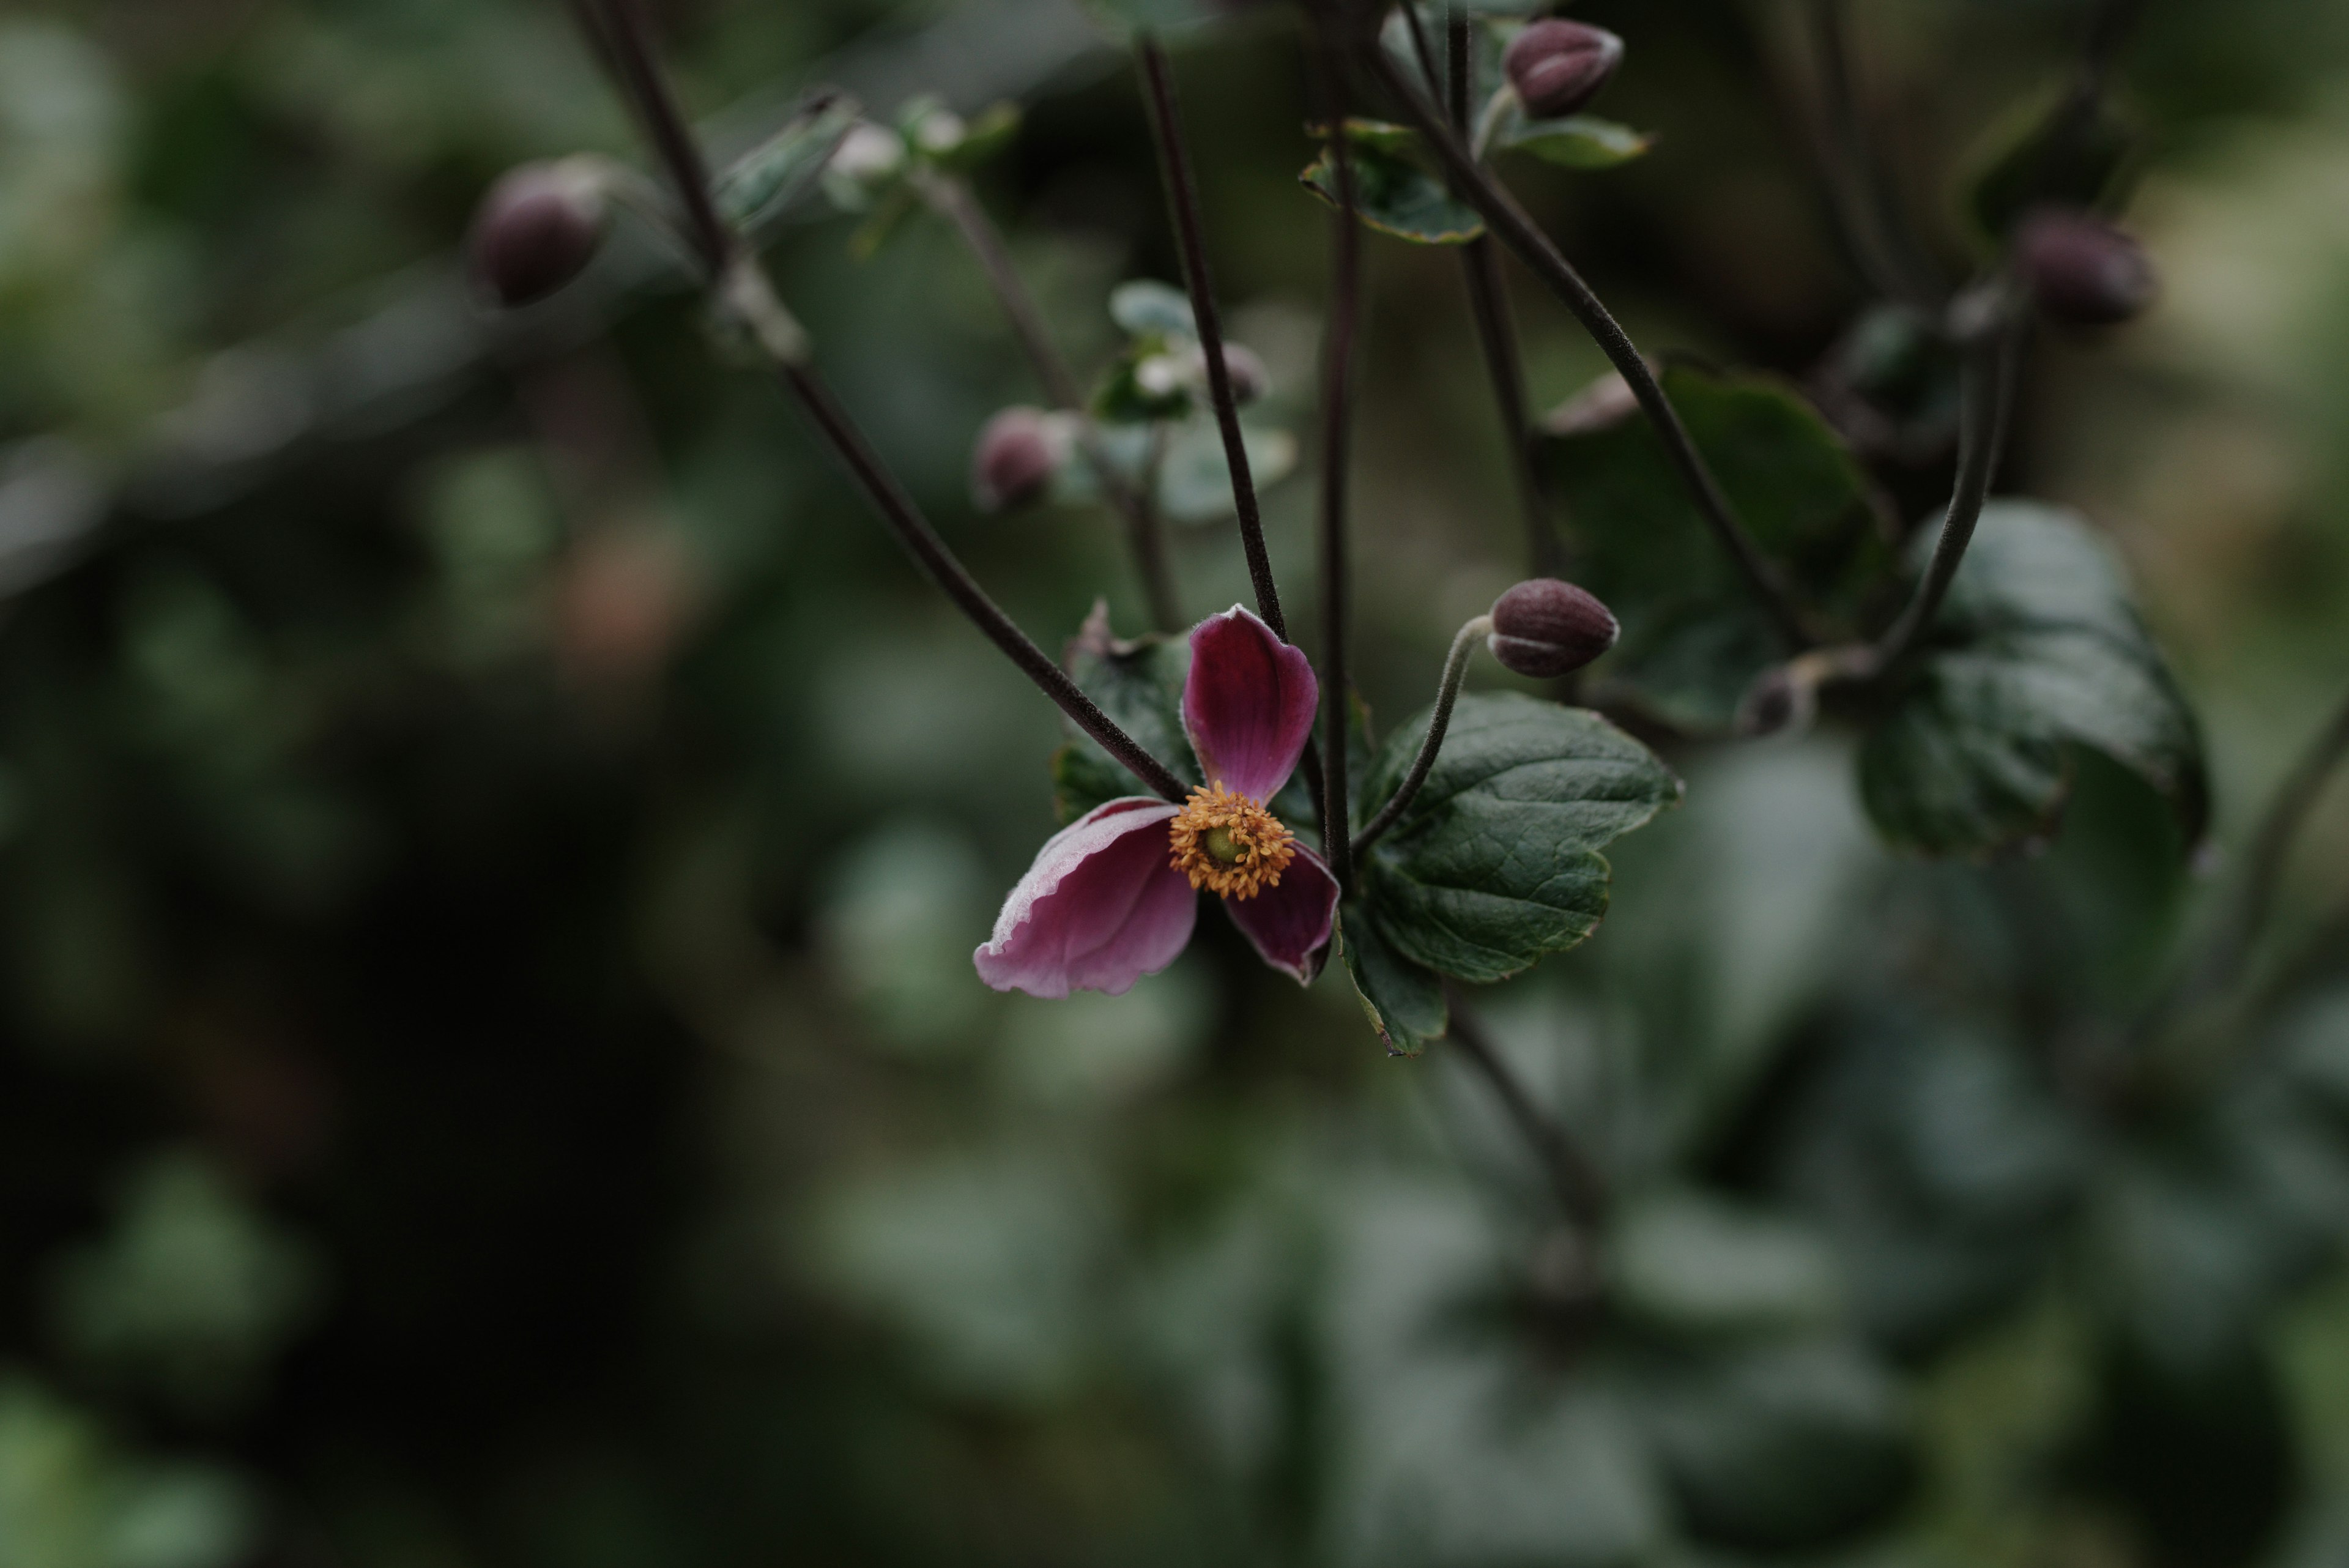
[
  {"x1": 470, "y1": 162, "x2": 607, "y2": 307},
  {"x1": 1503, "y1": 20, "x2": 1625, "y2": 121},
  {"x1": 1488, "y1": 578, "x2": 1619, "y2": 678},
  {"x1": 2016, "y1": 209, "x2": 2156, "y2": 326},
  {"x1": 971, "y1": 407, "x2": 1062, "y2": 512}
]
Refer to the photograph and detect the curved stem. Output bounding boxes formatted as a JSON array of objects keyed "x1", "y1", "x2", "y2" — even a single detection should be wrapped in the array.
[
  {"x1": 1446, "y1": 989, "x2": 1608, "y2": 1228},
  {"x1": 1137, "y1": 35, "x2": 1283, "y2": 642},
  {"x1": 576, "y1": 0, "x2": 1187, "y2": 805},
  {"x1": 913, "y1": 169, "x2": 1181, "y2": 632},
  {"x1": 1444, "y1": 7, "x2": 1557, "y2": 577},
  {"x1": 1865, "y1": 296, "x2": 2022, "y2": 669},
  {"x1": 1360, "y1": 45, "x2": 1814, "y2": 650},
  {"x1": 1806, "y1": 0, "x2": 1940, "y2": 307},
  {"x1": 1354, "y1": 615, "x2": 1490, "y2": 856},
  {"x1": 1311, "y1": 40, "x2": 1362, "y2": 895},
  {"x1": 2183, "y1": 681, "x2": 2349, "y2": 1008}
]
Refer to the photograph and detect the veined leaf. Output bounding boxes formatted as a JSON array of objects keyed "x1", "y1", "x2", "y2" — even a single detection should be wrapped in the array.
[
  {"x1": 1497, "y1": 113, "x2": 1653, "y2": 170},
  {"x1": 1302, "y1": 124, "x2": 1485, "y2": 246},
  {"x1": 1541, "y1": 364, "x2": 1893, "y2": 731},
  {"x1": 1858, "y1": 500, "x2": 2208, "y2": 857},
  {"x1": 1357, "y1": 693, "x2": 1679, "y2": 984}
]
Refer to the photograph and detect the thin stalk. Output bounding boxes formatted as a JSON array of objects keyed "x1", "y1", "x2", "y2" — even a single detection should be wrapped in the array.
[
  {"x1": 913, "y1": 168, "x2": 1181, "y2": 631},
  {"x1": 1446, "y1": 989, "x2": 1608, "y2": 1228},
  {"x1": 2180, "y1": 682, "x2": 2349, "y2": 1009},
  {"x1": 1137, "y1": 35, "x2": 1284, "y2": 641},
  {"x1": 1807, "y1": 0, "x2": 1939, "y2": 307},
  {"x1": 1354, "y1": 615, "x2": 1489, "y2": 856},
  {"x1": 1360, "y1": 45, "x2": 1814, "y2": 649},
  {"x1": 1313, "y1": 41, "x2": 1361, "y2": 894},
  {"x1": 1444, "y1": 6, "x2": 1556, "y2": 576},
  {"x1": 1865, "y1": 298, "x2": 2022, "y2": 669},
  {"x1": 576, "y1": 0, "x2": 1187, "y2": 804}
]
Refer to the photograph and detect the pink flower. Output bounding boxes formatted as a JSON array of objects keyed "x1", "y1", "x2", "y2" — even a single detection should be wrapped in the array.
[{"x1": 976, "y1": 606, "x2": 1340, "y2": 997}]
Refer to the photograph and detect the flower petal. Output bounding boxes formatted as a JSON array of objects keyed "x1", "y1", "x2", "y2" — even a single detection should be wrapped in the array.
[
  {"x1": 1222, "y1": 844, "x2": 1339, "y2": 985},
  {"x1": 974, "y1": 798, "x2": 1197, "y2": 998},
  {"x1": 1184, "y1": 605, "x2": 1318, "y2": 804}
]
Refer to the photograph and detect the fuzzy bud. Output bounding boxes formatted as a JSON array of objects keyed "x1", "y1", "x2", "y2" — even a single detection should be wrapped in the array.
[
  {"x1": 470, "y1": 162, "x2": 607, "y2": 308},
  {"x1": 1488, "y1": 578, "x2": 1619, "y2": 678},
  {"x1": 1503, "y1": 20, "x2": 1625, "y2": 121},
  {"x1": 971, "y1": 407, "x2": 1062, "y2": 512},
  {"x1": 2015, "y1": 209, "x2": 2156, "y2": 326}
]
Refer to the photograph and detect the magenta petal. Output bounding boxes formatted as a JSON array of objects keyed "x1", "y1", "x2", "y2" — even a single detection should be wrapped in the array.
[
  {"x1": 1222, "y1": 845, "x2": 1339, "y2": 985},
  {"x1": 974, "y1": 798, "x2": 1197, "y2": 998},
  {"x1": 1184, "y1": 605, "x2": 1318, "y2": 803}
]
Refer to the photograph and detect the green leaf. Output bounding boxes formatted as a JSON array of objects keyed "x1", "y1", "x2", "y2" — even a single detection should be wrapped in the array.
[
  {"x1": 1301, "y1": 125, "x2": 1485, "y2": 246},
  {"x1": 1541, "y1": 363, "x2": 1893, "y2": 730},
  {"x1": 1858, "y1": 500, "x2": 2209, "y2": 857},
  {"x1": 1963, "y1": 88, "x2": 2135, "y2": 240},
  {"x1": 714, "y1": 96, "x2": 861, "y2": 229},
  {"x1": 1055, "y1": 603, "x2": 1199, "y2": 803},
  {"x1": 1109, "y1": 279, "x2": 1197, "y2": 340},
  {"x1": 1337, "y1": 905, "x2": 1447, "y2": 1056},
  {"x1": 1497, "y1": 113, "x2": 1653, "y2": 170},
  {"x1": 1157, "y1": 420, "x2": 1297, "y2": 523},
  {"x1": 1357, "y1": 693, "x2": 1679, "y2": 984}
]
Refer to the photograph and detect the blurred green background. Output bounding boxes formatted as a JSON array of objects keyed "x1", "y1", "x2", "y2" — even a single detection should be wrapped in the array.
[{"x1": 2, "y1": 0, "x2": 2349, "y2": 1564}]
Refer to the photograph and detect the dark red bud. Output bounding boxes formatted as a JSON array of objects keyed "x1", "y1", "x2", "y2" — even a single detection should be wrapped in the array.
[
  {"x1": 2015, "y1": 209, "x2": 2156, "y2": 326},
  {"x1": 1503, "y1": 20, "x2": 1625, "y2": 121},
  {"x1": 1488, "y1": 578, "x2": 1619, "y2": 678},
  {"x1": 971, "y1": 407, "x2": 1059, "y2": 512},
  {"x1": 470, "y1": 163, "x2": 607, "y2": 308}
]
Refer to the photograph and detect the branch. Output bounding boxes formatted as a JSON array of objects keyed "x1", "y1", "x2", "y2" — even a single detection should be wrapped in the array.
[
  {"x1": 1137, "y1": 35, "x2": 1285, "y2": 642},
  {"x1": 1862, "y1": 292, "x2": 2022, "y2": 669},
  {"x1": 1360, "y1": 45, "x2": 1815, "y2": 648},
  {"x1": 1446, "y1": 989, "x2": 1609, "y2": 1228},
  {"x1": 577, "y1": 0, "x2": 1188, "y2": 804},
  {"x1": 1443, "y1": 6, "x2": 1558, "y2": 577},
  {"x1": 911, "y1": 168, "x2": 1182, "y2": 633},
  {"x1": 1805, "y1": 0, "x2": 1940, "y2": 307},
  {"x1": 2181, "y1": 680, "x2": 2349, "y2": 1009},
  {"x1": 1311, "y1": 38, "x2": 1362, "y2": 894}
]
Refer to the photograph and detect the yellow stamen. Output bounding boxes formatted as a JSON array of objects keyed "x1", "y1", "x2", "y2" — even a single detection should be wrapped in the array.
[{"x1": 1168, "y1": 781, "x2": 1296, "y2": 900}]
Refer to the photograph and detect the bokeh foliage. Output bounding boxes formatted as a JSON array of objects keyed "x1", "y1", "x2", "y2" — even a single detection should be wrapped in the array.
[{"x1": 1, "y1": 0, "x2": 2348, "y2": 1565}]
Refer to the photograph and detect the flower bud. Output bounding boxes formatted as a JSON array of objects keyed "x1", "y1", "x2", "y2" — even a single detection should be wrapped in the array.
[
  {"x1": 1502, "y1": 20, "x2": 1625, "y2": 121},
  {"x1": 2015, "y1": 209, "x2": 2156, "y2": 326},
  {"x1": 971, "y1": 407, "x2": 1061, "y2": 512},
  {"x1": 470, "y1": 162, "x2": 607, "y2": 308},
  {"x1": 1488, "y1": 578, "x2": 1619, "y2": 678}
]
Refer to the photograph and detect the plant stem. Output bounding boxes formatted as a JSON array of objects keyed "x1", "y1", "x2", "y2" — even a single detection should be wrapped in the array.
[
  {"x1": 911, "y1": 168, "x2": 1182, "y2": 633},
  {"x1": 576, "y1": 0, "x2": 1188, "y2": 804},
  {"x1": 1137, "y1": 34, "x2": 1283, "y2": 642},
  {"x1": 1312, "y1": 40, "x2": 1361, "y2": 895},
  {"x1": 1444, "y1": 7, "x2": 1557, "y2": 577},
  {"x1": 1864, "y1": 295, "x2": 2022, "y2": 669},
  {"x1": 1445, "y1": 989, "x2": 1608, "y2": 1228},
  {"x1": 2181, "y1": 681, "x2": 2349, "y2": 1008},
  {"x1": 1806, "y1": 0, "x2": 1939, "y2": 307},
  {"x1": 1360, "y1": 45, "x2": 1814, "y2": 649},
  {"x1": 1354, "y1": 615, "x2": 1489, "y2": 856}
]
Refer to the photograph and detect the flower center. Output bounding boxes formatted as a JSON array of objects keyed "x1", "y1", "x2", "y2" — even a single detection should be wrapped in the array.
[{"x1": 1168, "y1": 781, "x2": 1296, "y2": 901}]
